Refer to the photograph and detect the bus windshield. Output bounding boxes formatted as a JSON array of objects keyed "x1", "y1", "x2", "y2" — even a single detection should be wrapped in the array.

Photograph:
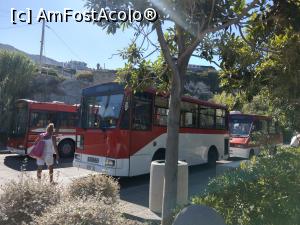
[
  {"x1": 229, "y1": 116, "x2": 253, "y2": 137},
  {"x1": 82, "y1": 94, "x2": 124, "y2": 129},
  {"x1": 11, "y1": 102, "x2": 28, "y2": 136}
]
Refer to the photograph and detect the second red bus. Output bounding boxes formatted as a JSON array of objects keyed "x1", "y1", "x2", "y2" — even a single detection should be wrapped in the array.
[{"x1": 7, "y1": 99, "x2": 78, "y2": 158}]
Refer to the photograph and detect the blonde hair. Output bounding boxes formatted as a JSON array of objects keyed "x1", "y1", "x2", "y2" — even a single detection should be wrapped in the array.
[{"x1": 46, "y1": 123, "x2": 54, "y2": 133}]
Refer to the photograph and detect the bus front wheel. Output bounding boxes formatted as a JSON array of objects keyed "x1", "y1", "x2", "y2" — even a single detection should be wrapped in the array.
[
  {"x1": 58, "y1": 140, "x2": 75, "y2": 158},
  {"x1": 152, "y1": 148, "x2": 166, "y2": 161}
]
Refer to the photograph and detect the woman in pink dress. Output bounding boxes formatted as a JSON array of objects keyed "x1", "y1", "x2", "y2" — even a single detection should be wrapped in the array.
[{"x1": 35, "y1": 123, "x2": 60, "y2": 183}]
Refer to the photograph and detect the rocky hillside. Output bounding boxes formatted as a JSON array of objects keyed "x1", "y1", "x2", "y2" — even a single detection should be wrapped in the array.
[
  {"x1": 34, "y1": 68, "x2": 218, "y2": 104},
  {"x1": 0, "y1": 43, "x2": 63, "y2": 66},
  {"x1": 31, "y1": 70, "x2": 119, "y2": 104}
]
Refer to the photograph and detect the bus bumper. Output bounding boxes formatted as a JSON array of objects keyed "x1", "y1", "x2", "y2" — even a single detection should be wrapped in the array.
[
  {"x1": 7, "y1": 147, "x2": 26, "y2": 155},
  {"x1": 73, "y1": 154, "x2": 129, "y2": 176},
  {"x1": 229, "y1": 147, "x2": 251, "y2": 158}
]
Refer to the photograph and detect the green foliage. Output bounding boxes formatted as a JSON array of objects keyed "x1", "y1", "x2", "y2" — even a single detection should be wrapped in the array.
[
  {"x1": 0, "y1": 175, "x2": 61, "y2": 225},
  {"x1": 217, "y1": 1, "x2": 300, "y2": 130},
  {"x1": 0, "y1": 50, "x2": 36, "y2": 131},
  {"x1": 117, "y1": 55, "x2": 170, "y2": 93},
  {"x1": 212, "y1": 91, "x2": 237, "y2": 111},
  {"x1": 63, "y1": 67, "x2": 76, "y2": 75},
  {"x1": 85, "y1": 0, "x2": 262, "y2": 93},
  {"x1": 76, "y1": 70, "x2": 94, "y2": 82},
  {"x1": 41, "y1": 67, "x2": 58, "y2": 77},
  {"x1": 192, "y1": 147, "x2": 300, "y2": 225}
]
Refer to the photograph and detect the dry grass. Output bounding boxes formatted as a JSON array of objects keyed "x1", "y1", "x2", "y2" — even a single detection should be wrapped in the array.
[
  {"x1": 0, "y1": 173, "x2": 150, "y2": 225},
  {"x1": 33, "y1": 197, "x2": 122, "y2": 225},
  {"x1": 66, "y1": 174, "x2": 120, "y2": 203},
  {"x1": 0, "y1": 175, "x2": 61, "y2": 225}
]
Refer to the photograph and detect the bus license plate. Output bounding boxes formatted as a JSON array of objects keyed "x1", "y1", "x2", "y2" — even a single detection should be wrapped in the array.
[{"x1": 87, "y1": 165, "x2": 95, "y2": 171}]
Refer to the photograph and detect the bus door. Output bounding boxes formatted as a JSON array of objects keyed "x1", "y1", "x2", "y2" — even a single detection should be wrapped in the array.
[{"x1": 129, "y1": 92, "x2": 154, "y2": 176}]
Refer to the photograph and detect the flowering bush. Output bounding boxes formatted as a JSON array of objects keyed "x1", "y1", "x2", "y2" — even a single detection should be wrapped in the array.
[
  {"x1": 0, "y1": 175, "x2": 61, "y2": 225},
  {"x1": 67, "y1": 174, "x2": 119, "y2": 203}
]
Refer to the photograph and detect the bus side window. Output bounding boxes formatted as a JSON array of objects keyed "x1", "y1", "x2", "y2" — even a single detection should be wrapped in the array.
[
  {"x1": 216, "y1": 109, "x2": 226, "y2": 130},
  {"x1": 120, "y1": 96, "x2": 130, "y2": 129},
  {"x1": 269, "y1": 120, "x2": 276, "y2": 134},
  {"x1": 154, "y1": 96, "x2": 169, "y2": 126},
  {"x1": 59, "y1": 112, "x2": 77, "y2": 128},
  {"x1": 275, "y1": 122, "x2": 280, "y2": 134},
  {"x1": 132, "y1": 93, "x2": 153, "y2": 130},
  {"x1": 252, "y1": 120, "x2": 261, "y2": 132},
  {"x1": 199, "y1": 107, "x2": 215, "y2": 129},
  {"x1": 180, "y1": 102, "x2": 198, "y2": 128},
  {"x1": 30, "y1": 111, "x2": 57, "y2": 129},
  {"x1": 261, "y1": 120, "x2": 268, "y2": 134}
]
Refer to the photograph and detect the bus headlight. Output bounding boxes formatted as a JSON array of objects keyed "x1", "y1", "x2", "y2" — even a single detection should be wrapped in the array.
[
  {"x1": 74, "y1": 153, "x2": 81, "y2": 160},
  {"x1": 105, "y1": 159, "x2": 116, "y2": 167},
  {"x1": 18, "y1": 145, "x2": 24, "y2": 149}
]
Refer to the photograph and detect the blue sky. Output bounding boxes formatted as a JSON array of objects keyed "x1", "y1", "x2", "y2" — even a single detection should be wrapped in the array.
[{"x1": 0, "y1": 0, "x2": 215, "y2": 69}]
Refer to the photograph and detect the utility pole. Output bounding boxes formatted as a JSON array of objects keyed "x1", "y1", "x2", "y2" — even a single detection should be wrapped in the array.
[{"x1": 39, "y1": 19, "x2": 46, "y2": 72}]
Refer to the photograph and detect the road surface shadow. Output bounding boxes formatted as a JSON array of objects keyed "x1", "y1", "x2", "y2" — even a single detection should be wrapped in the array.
[
  {"x1": 3, "y1": 154, "x2": 74, "y2": 171},
  {"x1": 119, "y1": 163, "x2": 218, "y2": 208}
]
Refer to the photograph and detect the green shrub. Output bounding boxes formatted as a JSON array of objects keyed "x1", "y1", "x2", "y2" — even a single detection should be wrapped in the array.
[
  {"x1": 41, "y1": 67, "x2": 58, "y2": 77},
  {"x1": 63, "y1": 68, "x2": 76, "y2": 74},
  {"x1": 0, "y1": 175, "x2": 61, "y2": 225},
  {"x1": 67, "y1": 174, "x2": 119, "y2": 203},
  {"x1": 76, "y1": 71, "x2": 94, "y2": 81},
  {"x1": 192, "y1": 147, "x2": 300, "y2": 225}
]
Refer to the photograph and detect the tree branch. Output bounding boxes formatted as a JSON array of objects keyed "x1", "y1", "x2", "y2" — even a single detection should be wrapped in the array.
[
  {"x1": 178, "y1": 0, "x2": 260, "y2": 66},
  {"x1": 238, "y1": 25, "x2": 280, "y2": 54},
  {"x1": 154, "y1": 19, "x2": 180, "y2": 82},
  {"x1": 207, "y1": 0, "x2": 216, "y2": 27},
  {"x1": 191, "y1": 54, "x2": 221, "y2": 68}
]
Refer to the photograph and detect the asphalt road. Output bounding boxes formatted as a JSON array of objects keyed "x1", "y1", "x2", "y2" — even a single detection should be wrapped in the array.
[{"x1": 0, "y1": 152, "x2": 233, "y2": 204}]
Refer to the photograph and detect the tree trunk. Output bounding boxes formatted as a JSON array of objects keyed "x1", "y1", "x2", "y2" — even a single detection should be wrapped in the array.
[{"x1": 161, "y1": 69, "x2": 182, "y2": 225}]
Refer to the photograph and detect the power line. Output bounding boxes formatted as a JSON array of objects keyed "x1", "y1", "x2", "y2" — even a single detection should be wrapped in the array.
[{"x1": 46, "y1": 25, "x2": 83, "y2": 62}]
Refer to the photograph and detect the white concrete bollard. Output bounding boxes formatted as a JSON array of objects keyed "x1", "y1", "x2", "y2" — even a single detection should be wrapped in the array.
[{"x1": 149, "y1": 160, "x2": 188, "y2": 214}]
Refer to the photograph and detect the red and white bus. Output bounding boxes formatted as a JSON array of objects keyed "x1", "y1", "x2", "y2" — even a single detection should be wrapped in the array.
[
  {"x1": 74, "y1": 82, "x2": 229, "y2": 176},
  {"x1": 7, "y1": 99, "x2": 78, "y2": 158},
  {"x1": 229, "y1": 111, "x2": 283, "y2": 159}
]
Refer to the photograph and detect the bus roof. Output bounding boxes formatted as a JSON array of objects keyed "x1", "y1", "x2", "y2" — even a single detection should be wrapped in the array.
[
  {"x1": 16, "y1": 99, "x2": 78, "y2": 112},
  {"x1": 229, "y1": 113, "x2": 272, "y2": 120},
  {"x1": 82, "y1": 82, "x2": 227, "y2": 110}
]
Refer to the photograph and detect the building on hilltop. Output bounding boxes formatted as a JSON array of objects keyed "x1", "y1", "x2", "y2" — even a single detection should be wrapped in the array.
[
  {"x1": 187, "y1": 64, "x2": 216, "y2": 72},
  {"x1": 65, "y1": 60, "x2": 88, "y2": 71}
]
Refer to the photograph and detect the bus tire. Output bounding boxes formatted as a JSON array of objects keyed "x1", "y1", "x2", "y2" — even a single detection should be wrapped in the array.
[
  {"x1": 207, "y1": 147, "x2": 218, "y2": 168},
  {"x1": 58, "y1": 139, "x2": 75, "y2": 158},
  {"x1": 152, "y1": 148, "x2": 166, "y2": 161},
  {"x1": 249, "y1": 149, "x2": 255, "y2": 159}
]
